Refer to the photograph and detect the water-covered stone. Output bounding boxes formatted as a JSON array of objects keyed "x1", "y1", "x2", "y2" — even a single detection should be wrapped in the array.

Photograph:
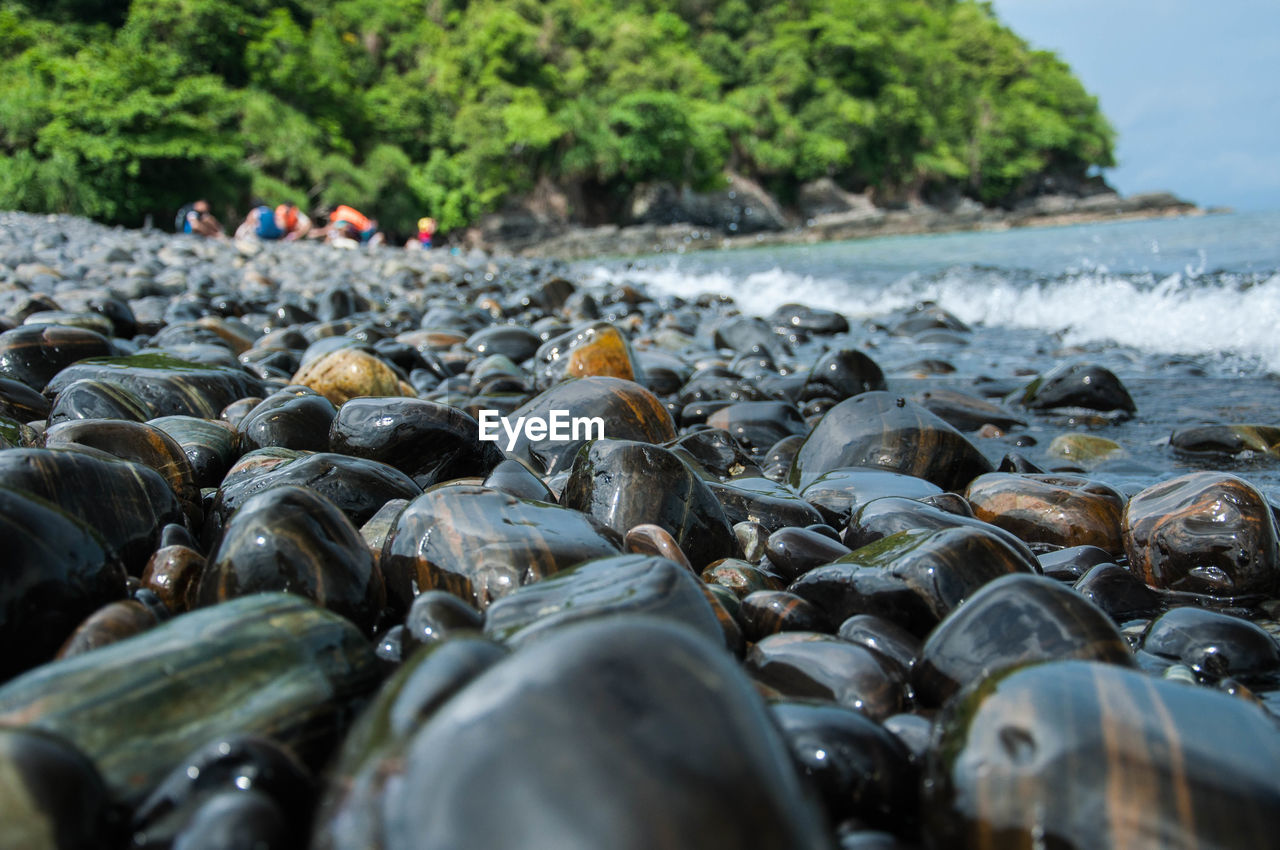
[
  {"x1": 1170, "y1": 424, "x2": 1280, "y2": 459},
  {"x1": 237, "y1": 386, "x2": 338, "y2": 453},
  {"x1": 1141, "y1": 607, "x2": 1280, "y2": 680},
  {"x1": 964, "y1": 472, "x2": 1127, "y2": 555},
  {"x1": 1123, "y1": 471, "x2": 1280, "y2": 597},
  {"x1": 747, "y1": 632, "x2": 905, "y2": 720},
  {"x1": 801, "y1": 467, "x2": 944, "y2": 526},
  {"x1": 706, "y1": 400, "x2": 808, "y2": 454},
  {"x1": 340, "y1": 617, "x2": 830, "y2": 850},
  {"x1": 0, "y1": 726, "x2": 115, "y2": 850},
  {"x1": 380, "y1": 485, "x2": 620, "y2": 612},
  {"x1": 1073, "y1": 562, "x2": 1162, "y2": 622},
  {"x1": 0, "y1": 594, "x2": 380, "y2": 805},
  {"x1": 790, "y1": 526, "x2": 1038, "y2": 637},
  {"x1": 563, "y1": 438, "x2": 735, "y2": 569},
  {"x1": 925, "y1": 661, "x2": 1280, "y2": 849},
  {"x1": 329, "y1": 396, "x2": 503, "y2": 487},
  {"x1": 739, "y1": 590, "x2": 831, "y2": 640},
  {"x1": 46, "y1": 377, "x2": 154, "y2": 424},
  {"x1": 46, "y1": 353, "x2": 265, "y2": 419},
  {"x1": 1016, "y1": 361, "x2": 1136, "y2": 416},
  {"x1": 0, "y1": 324, "x2": 112, "y2": 390},
  {"x1": 199, "y1": 485, "x2": 385, "y2": 632},
  {"x1": 0, "y1": 448, "x2": 184, "y2": 575},
  {"x1": 503, "y1": 376, "x2": 676, "y2": 474},
  {"x1": 535, "y1": 320, "x2": 641, "y2": 386},
  {"x1": 149, "y1": 415, "x2": 239, "y2": 490},
  {"x1": 800, "y1": 348, "x2": 887, "y2": 402},
  {"x1": 292, "y1": 348, "x2": 412, "y2": 406},
  {"x1": 913, "y1": 574, "x2": 1135, "y2": 705},
  {"x1": 790, "y1": 392, "x2": 993, "y2": 491}
]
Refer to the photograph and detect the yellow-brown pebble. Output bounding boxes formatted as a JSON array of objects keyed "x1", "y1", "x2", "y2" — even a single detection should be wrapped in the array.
[
  {"x1": 291, "y1": 349, "x2": 413, "y2": 405},
  {"x1": 564, "y1": 324, "x2": 636, "y2": 381}
]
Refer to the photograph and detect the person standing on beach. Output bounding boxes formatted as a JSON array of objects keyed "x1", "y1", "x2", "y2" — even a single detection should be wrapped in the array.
[
  {"x1": 175, "y1": 200, "x2": 225, "y2": 238},
  {"x1": 407, "y1": 216, "x2": 437, "y2": 250}
]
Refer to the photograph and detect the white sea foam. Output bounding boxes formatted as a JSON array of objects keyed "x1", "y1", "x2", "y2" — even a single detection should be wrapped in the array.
[{"x1": 586, "y1": 262, "x2": 1280, "y2": 371}]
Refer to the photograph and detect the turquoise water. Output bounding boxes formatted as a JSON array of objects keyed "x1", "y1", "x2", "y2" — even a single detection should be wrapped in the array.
[{"x1": 579, "y1": 211, "x2": 1280, "y2": 501}]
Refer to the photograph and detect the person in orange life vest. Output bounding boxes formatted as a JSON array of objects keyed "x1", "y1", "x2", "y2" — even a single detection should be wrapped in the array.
[
  {"x1": 326, "y1": 205, "x2": 383, "y2": 246},
  {"x1": 275, "y1": 204, "x2": 312, "y2": 240}
]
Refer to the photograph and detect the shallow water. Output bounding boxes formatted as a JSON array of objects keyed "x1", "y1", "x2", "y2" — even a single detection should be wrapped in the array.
[{"x1": 578, "y1": 211, "x2": 1280, "y2": 501}]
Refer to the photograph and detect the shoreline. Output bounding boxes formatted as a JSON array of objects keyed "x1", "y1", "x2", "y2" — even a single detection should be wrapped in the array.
[{"x1": 502, "y1": 191, "x2": 1207, "y2": 260}]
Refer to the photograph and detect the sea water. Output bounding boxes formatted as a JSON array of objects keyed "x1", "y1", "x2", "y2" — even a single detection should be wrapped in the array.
[{"x1": 578, "y1": 210, "x2": 1280, "y2": 501}]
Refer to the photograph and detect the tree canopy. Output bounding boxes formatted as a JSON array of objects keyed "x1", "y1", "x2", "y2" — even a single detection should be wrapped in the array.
[{"x1": 0, "y1": 0, "x2": 1115, "y2": 234}]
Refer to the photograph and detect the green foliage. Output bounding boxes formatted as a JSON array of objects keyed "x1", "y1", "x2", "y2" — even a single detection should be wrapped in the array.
[{"x1": 0, "y1": 0, "x2": 1115, "y2": 234}]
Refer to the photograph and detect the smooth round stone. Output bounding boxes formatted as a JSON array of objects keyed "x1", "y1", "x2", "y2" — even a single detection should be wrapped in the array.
[
  {"x1": 465, "y1": 325, "x2": 542, "y2": 362},
  {"x1": 483, "y1": 458, "x2": 555, "y2": 502},
  {"x1": 44, "y1": 418, "x2": 202, "y2": 530},
  {"x1": 770, "y1": 701, "x2": 916, "y2": 831},
  {"x1": 0, "y1": 375, "x2": 52, "y2": 421},
  {"x1": 291, "y1": 348, "x2": 412, "y2": 406},
  {"x1": 1123, "y1": 471, "x2": 1280, "y2": 597},
  {"x1": 762, "y1": 434, "x2": 806, "y2": 482},
  {"x1": 562, "y1": 439, "x2": 735, "y2": 569},
  {"x1": 800, "y1": 348, "x2": 887, "y2": 401},
  {"x1": 206, "y1": 451, "x2": 421, "y2": 548},
  {"x1": 1170, "y1": 424, "x2": 1280, "y2": 459},
  {"x1": 964, "y1": 472, "x2": 1127, "y2": 555},
  {"x1": 623, "y1": 523, "x2": 693, "y2": 569},
  {"x1": 329, "y1": 396, "x2": 503, "y2": 488},
  {"x1": 1038, "y1": 544, "x2": 1115, "y2": 581},
  {"x1": 149, "y1": 415, "x2": 239, "y2": 490},
  {"x1": 913, "y1": 574, "x2": 1135, "y2": 706},
  {"x1": 702, "y1": 558, "x2": 782, "y2": 599},
  {"x1": 483, "y1": 553, "x2": 722, "y2": 647},
  {"x1": 1015, "y1": 361, "x2": 1136, "y2": 416},
  {"x1": 141, "y1": 545, "x2": 205, "y2": 614},
  {"x1": 0, "y1": 594, "x2": 381, "y2": 806},
  {"x1": 377, "y1": 618, "x2": 830, "y2": 849},
  {"x1": 1142, "y1": 607, "x2": 1280, "y2": 680},
  {"x1": 746, "y1": 632, "x2": 905, "y2": 720},
  {"x1": 801, "y1": 468, "x2": 945, "y2": 526},
  {"x1": 740, "y1": 591, "x2": 831, "y2": 641},
  {"x1": 0, "y1": 324, "x2": 112, "y2": 390},
  {"x1": 0, "y1": 447, "x2": 184, "y2": 575},
  {"x1": 403, "y1": 591, "x2": 484, "y2": 650},
  {"x1": 0, "y1": 726, "x2": 114, "y2": 850},
  {"x1": 199, "y1": 485, "x2": 384, "y2": 633},
  {"x1": 836, "y1": 615, "x2": 922, "y2": 672},
  {"x1": 714, "y1": 314, "x2": 787, "y2": 359},
  {"x1": 915, "y1": 388, "x2": 1025, "y2": 432},
  {"x1": 925, "y1": 661, "x2": 1280, "y2": 849},
  {"x1": 131, "y1": 735, "x2": 311, "y2": 850},
  {"x1": 46, "y1": 377, "x2": 154, "y2": 425},
  {"x1": 845, "y1": 496, "x2": 1040, "y2": 569},
  {"x1": 535, "y1": 321, "x2": 641, "y2": 387},
  {"x1": 56, "y1": 599, "x2": 160, "y2": 659},
  {"x1": 0, "y1": 485, "x2": 128, "y2": 680},
  {"x1": 1046, "y1": 432, "x2": 1124, "y2": 466},
  {"x1": 138, "y1": 789, "x2": 288, "y2": 850},
  {"x1": 789, "y1": 526, "x2": 1039, "y2": 637},
  {"x1": 765, "y1": 526, "x2": 854, "y2": 581},
  {"x1": 707, "y1": 477, "x2": 826, "y2": 534},
  {"x1": 790, "y1": 392, "x2": 993, "y2": 491},
  {"x1": 45, "y1": 353, "x2": 265, "y2": 419},
  {"x1": 706, "y1": 400, "x2": 808, "y2": 454},
  {"x1": 666, "y1": 428, "x2": 763, "y2": 480},
  {"x1": 237, "y1": 386, "x2": 337, "y2": 453},
  {"x1": 503, "y1": 376, "x2": 676, "y2": 475},
  {"x1": 380, "y1": 485, "x2": 621, "y2": 613},
  {"x1": 769, "y1": 303, "x2": 849, "y2": 335},
  {"x1": 1073, "y1": 563, "x2": 1162, "y2": 622}
]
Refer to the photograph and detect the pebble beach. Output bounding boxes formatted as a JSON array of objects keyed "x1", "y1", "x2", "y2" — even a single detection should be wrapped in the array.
[{"x1": 1, "y1": 209, "x2": 1279, "y2": 849}]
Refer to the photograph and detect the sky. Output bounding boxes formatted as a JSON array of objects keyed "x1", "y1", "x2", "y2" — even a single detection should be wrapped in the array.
[{"x1": 988, "y1": 0, "x2": 1280, "y2": 211}]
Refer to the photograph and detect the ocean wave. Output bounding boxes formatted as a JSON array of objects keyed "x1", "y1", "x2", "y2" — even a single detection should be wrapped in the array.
[{"x1": 586, "y1": 262, "x2": 1280, "y2": 371}]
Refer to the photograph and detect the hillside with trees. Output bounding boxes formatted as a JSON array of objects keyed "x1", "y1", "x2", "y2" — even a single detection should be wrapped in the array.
[{"x1": 0, "y1": 0, "x2": 1116, "y2": 237}]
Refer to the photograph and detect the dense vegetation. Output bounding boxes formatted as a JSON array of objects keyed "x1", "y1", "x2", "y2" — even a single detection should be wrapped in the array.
[{"x1": 0, "y1": 0, "x2": 1115, "y2": 235}]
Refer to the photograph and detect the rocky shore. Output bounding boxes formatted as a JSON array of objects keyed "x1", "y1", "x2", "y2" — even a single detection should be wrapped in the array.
[
  {"x1": 0, "y1": 209, "x2": 1277, "y2": 849},
  {"x1": 468, "y1": 173, "x2": 1204, "y2": 258}
]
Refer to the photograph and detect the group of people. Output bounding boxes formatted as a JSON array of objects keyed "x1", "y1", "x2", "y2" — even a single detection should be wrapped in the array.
[{"x1": 176, "y1": 200, "x2": 437, "y2": 250}]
